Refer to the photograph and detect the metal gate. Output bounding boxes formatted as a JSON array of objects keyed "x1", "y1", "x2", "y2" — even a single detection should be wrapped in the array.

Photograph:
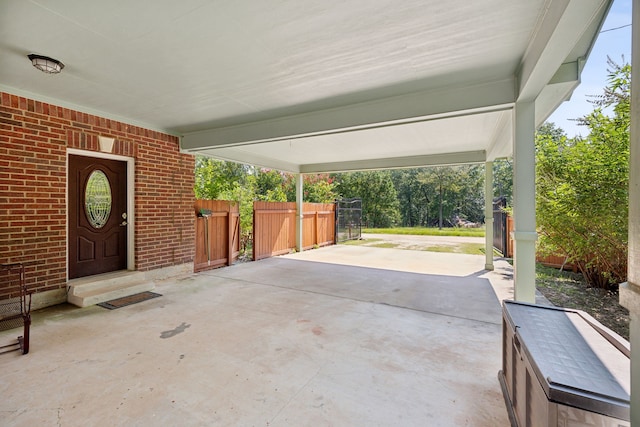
[
  {"x1": 493, "y1": 196, "x2": 508, "y2": 256},
  {"x1": 335, "y1": 198, "x2": 362, "y2": 242}
]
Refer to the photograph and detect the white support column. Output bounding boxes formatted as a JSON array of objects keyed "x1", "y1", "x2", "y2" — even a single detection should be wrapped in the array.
[
  {"x1": 620, "y1": 1, "x2": 640, "y2": 422},
  {"x1": 485, "y1": 161, "x2": 494, "y2": 271},
  {"x1": 295, "y1": 173, "x2": 304, "y2": 252},
  {"x1": 512, "y1": 101, "x2": 537, "y2": 303}
]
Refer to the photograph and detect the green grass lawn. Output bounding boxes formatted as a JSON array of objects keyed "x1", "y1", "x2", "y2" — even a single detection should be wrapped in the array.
[
  {"x1": 342, "y1": 237, "x2": 486, "y2": 255},
  {"x1": 423, "y1": 243, "x2": 486, "y2": 255},
  {"x1": 362, "y1": 227, "x2": 485, "y2": 238}
]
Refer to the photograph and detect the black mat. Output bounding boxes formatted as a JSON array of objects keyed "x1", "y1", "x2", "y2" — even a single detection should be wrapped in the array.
[{"x1": 97, "y1": 291, "x2": 162, "y2": 310}]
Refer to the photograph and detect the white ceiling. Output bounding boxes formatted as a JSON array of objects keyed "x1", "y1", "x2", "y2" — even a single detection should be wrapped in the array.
[{"x1": 0, "y1": 0, "x2": 612, "y2": 172}]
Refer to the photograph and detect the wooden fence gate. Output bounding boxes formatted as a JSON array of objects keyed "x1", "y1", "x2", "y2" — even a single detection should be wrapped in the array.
[
  {"x1": 303, "y1": 203, "x2": 336, "y2": 250},
  {"x1": 194, "y1": 200, "x2": 240, "y2": 272},
  {"x1": 253, "y1": 201, "x2": 336, "y2": 261}
]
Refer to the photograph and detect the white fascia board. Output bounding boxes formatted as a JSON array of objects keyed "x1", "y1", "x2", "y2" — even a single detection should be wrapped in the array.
[
  {"x1": 193, "y1": 148, "x2": 301, "y2": 173},
  {"x1": 535, "y1": 79, "x2": 581, "y2": 126},
  {"x1": 486, "y1": 112, "x2": 513, "y2": 161},
  {"x1": 299, "y1": 151, "x2": 486, "y2": 174},
  {"x1": 517, "y1": 0, "x2": 610, "y2": 102},
  {"x1": 533, "y1": 59, "x2": 582, "y2": 125},
  {"x1": 181, "y1": 78, "x2": 516, "y2": 150},
  {"x1": 548, "y1": 60, "x2": 581, "y2": 85}
]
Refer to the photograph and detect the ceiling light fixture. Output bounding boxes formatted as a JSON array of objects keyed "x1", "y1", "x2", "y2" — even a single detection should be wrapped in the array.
[{"x1": 27, "y1": 54, "x2": 64, "y2": 74}]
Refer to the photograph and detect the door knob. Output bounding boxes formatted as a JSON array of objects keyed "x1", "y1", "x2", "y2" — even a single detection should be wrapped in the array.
[{"x1": 120, "y1": 221, "x2": 128, "y2": 226}]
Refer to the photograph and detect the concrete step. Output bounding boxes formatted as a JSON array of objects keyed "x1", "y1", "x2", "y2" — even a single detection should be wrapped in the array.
[{"x1": 67, "y1": 271, "x2": 155, "y2": 308}]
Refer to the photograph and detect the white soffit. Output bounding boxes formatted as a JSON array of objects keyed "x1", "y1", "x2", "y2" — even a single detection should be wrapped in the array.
[
  {"x1": 196, "y1": 110, "x2": 512, "y2": 173},
  {"x1": 0, "y1": 0, "x2": 612, "y2": 171}
]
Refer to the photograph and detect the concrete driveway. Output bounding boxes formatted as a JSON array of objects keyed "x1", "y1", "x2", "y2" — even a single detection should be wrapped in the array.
[{"x1": 0, "y1": 245, "x2": 512, "y2": 426}]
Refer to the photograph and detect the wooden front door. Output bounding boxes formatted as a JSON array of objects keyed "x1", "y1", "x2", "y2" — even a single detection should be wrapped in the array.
[{"x1": 68, "y1": 155, "x2": 128, "y2": 279}]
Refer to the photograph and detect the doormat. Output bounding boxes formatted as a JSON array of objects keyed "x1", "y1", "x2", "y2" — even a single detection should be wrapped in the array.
[{"x1": 97, "y1": 291, "x2": 162, "y2": 310}]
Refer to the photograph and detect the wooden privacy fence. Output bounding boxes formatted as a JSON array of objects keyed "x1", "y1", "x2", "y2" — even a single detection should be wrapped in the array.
[
  {"x1": 303, "y1": 203, "x2": 336, "y2": 250},
  {"x1": 253, "y1": 202, "x2": 296, "y2": 261},
  {"x1": 194, "y1": 200, "x2": 240, "y2": 273},
  {"x1": 503, "y1": 214, "x2": 577, "y2": 271},
  {"x1": 536, "y1": 253, "x2": 579, "y2": 272},
  {"x1": 253, "y1": 201, "x2": 336, "y2": 261},
  {"x1": 505, "y1": 215, "x2": 514, "y2": 258}
]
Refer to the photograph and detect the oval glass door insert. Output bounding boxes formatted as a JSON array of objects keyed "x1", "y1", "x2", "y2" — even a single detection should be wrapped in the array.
[{"x1": 85, "y1": 170, "x2": 112, "y2": 228}]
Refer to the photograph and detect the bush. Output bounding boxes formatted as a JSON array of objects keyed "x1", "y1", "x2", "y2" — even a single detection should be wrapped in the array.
[{"x1": 536, "y1": 60, "x2": 630, "y2": 290}]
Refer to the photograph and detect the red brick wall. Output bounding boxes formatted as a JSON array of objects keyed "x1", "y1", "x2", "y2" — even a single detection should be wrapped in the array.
[{"x1": 0, "y1": 92, "x2": 195, "y2": 299}]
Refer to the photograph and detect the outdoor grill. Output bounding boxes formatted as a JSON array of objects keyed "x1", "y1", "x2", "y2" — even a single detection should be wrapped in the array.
[{"x1": 499, "y1": 300, "x2": 630, "y2": 427}]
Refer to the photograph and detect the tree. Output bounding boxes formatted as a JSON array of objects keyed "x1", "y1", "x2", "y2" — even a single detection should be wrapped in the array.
[
  {"x1": 194, "y1": 156, "x2": 249, "y2": 199},
  {"x1": 283, "y1": 174, "x2": 338, "y2": 203},
  {"x1": 391, "y1": 169, "x2": 429, "y2": 227},
  {"x1": 536, "y1": 60, "x2": 629, "y2": 289},
  {"x1": 253, "y1": 169, "x2": 287, "y2": 202},
  {"x1": 334, "y1": 171, "x2": 401, "y2": 227},
  {"x1": 219, "y1": 178, "x2": 257, "y2": 252},
  {"x1": 195, "y1": 159, "x2": 338, "y2": 251},
  {"x1": 493, "y1": 158, "x2": 513, "y2": 203},
  {"x1": 452, "y1": 164, "x2": 485, "y2": 224},
  {"x1": 390, "y1": 166, "x2": 488, "y2": 228},
  {"x1": 414, "y1": 166, "x2": 485, "y2": 228},
  {"x1": 416, "y1": 167, "x2": 453, "y2": 229}
]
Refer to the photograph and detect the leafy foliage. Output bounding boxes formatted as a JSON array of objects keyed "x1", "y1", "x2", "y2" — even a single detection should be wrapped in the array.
[
  {"x1": 536, "y1": 60, "x2": 629, "y2": 289},
  {"x1": 195, "y1": 58, "x2": 632, "y2": 292},
  {"x1": 333, "y1": 171, "x2": 401, "y2": 228},
  {"x1": 389, "y1": 165, "x2": 489, "y2": 228},
  {"x1": 219, "y1": 179, "x2": 256, "y2": 252},
  {"x1": 253, "y1": 169, "x2": 288, "y2": 202},
  {"x1": 195, "y1": 156, "x2": 510, "y2": 239},
  {"x1": 283, "y1": 174, "x2": 337, "y2": 203},
  {"x1": 493, "y1": 158, "x2": 513, "y2": 203},
  {"x1": 194, "y1": 158, "x2": 338, "y2": 252},
  {"x1": 194, "y1": 157, "x2": 249, "y2": 200},
  {"x1": 391, "y1": 168, "x2": 429, "y2": 227}
]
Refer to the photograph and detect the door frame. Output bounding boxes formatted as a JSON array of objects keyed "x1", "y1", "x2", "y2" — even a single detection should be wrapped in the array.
[{"x1": 67, "y1": 148, "x2": 135, "y2": 278}]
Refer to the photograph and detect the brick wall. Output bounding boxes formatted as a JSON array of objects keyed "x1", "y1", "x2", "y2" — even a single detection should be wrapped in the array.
[{"x1": 0, "y1": 92, "x2": 195, "y2": 300}]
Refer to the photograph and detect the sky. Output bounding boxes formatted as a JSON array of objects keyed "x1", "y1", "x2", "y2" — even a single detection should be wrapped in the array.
[{"x1": 547, "y1": 0, "x2": 632, "y2": 137}]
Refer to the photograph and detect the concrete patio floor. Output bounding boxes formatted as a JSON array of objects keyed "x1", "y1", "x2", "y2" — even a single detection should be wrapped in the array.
[{"x1": 0, "y1": 245, "x2": 513, "y2": 426}]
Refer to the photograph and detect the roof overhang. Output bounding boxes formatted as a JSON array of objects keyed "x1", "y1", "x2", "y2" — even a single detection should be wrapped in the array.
[{"x1": 0, "y1": 0, "x2": 612, "y2": 172}]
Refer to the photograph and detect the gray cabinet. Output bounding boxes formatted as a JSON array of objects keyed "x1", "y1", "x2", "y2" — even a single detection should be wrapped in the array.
[{"x1": 499, "y1": 301, "x2": 630, "y2": 427}]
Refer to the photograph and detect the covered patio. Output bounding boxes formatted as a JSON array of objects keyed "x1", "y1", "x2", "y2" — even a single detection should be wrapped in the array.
[
  {"x1": 2, "y1": 0, "x2": 639, "y2": 423},
  {"x1": 0, "y1": 246, "x2": 512, "y2": 426},
  {"x1": 1, "y1": 0, "x2": 616, "y2": 304}
]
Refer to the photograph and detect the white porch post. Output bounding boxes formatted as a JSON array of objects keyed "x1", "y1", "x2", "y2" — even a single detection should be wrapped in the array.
[
  {"x1": 620, "y1": 0, "x2": 640, "y2": 422},
  {"x1": 485, "y1": 161, "x2": 494, "y2": 270},
  {"x1": 296, "y1": 173, "x2": 304, "y2": 252},
  {"x1": 512, "y1": 101, "x2": 537, "y2": 303}
]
